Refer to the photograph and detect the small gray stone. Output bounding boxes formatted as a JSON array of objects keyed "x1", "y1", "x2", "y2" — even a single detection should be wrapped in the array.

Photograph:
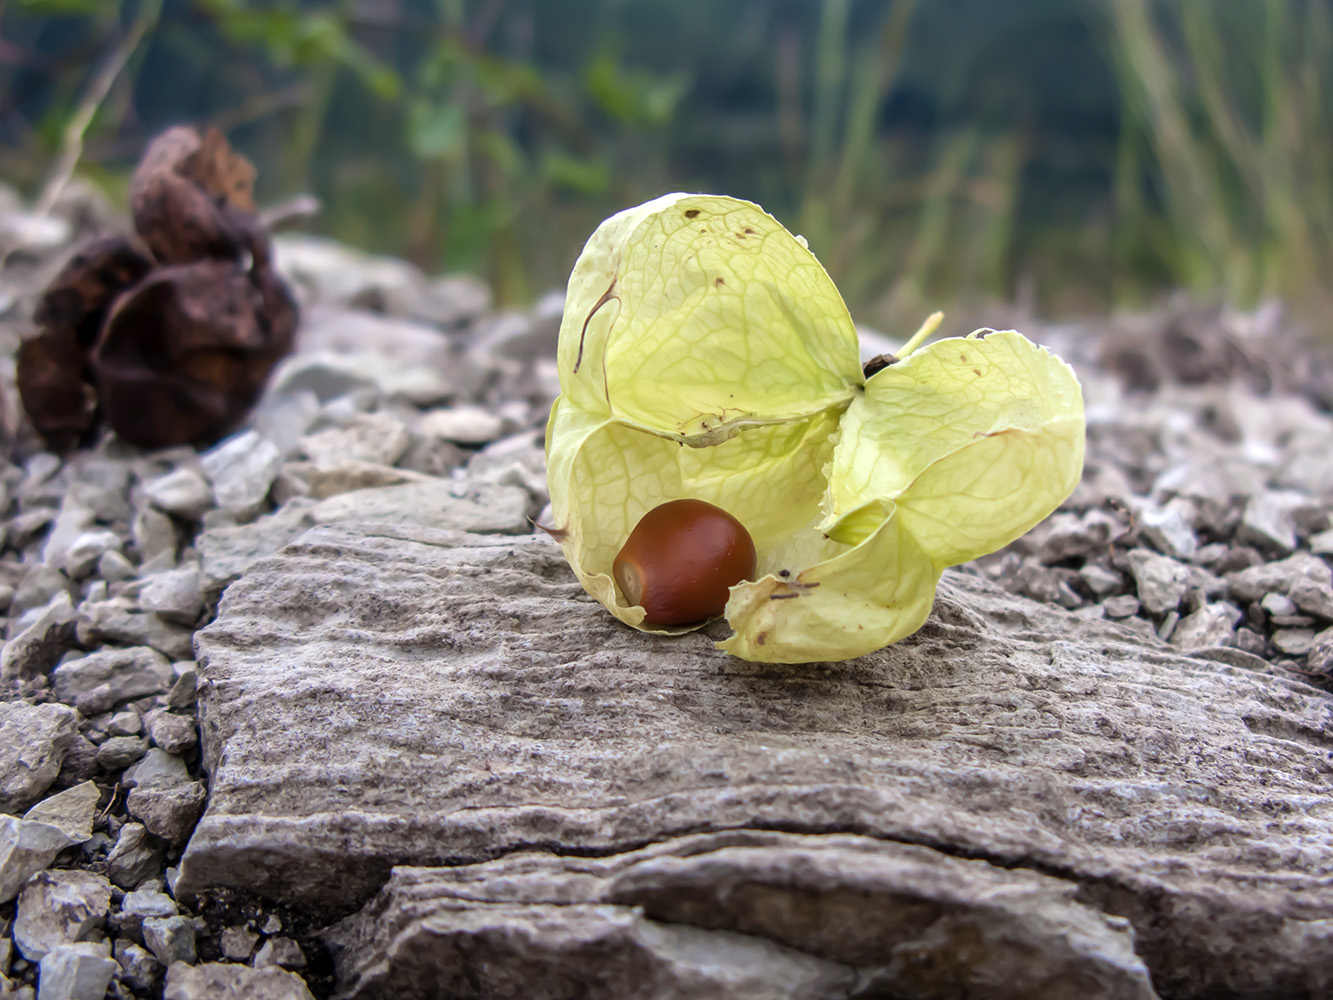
[
  {"x1": 163, "y1": 962, "x2": 316, "y2": 1000},
  {"x1": 137, "y1": 567, "x2": 205, "y2": 625},
  {"x1": 106, "y1": 710, "x2": 141, "y2": 737},
  {"x1": 284, "y1": 460, "x2": 430, "y2": 500},
  {"x1": 1289, "y1": 574, "x2": 1333, "y2": 620},
  {"x1": 0, "y1": 816, "x2": 79, "y2": 903},
  {"x1": 124, "y1": 751, "x2": 206, "y2": 845},
  {"x1": 1227, "y1": 552, "x2": 1333, "y2": 608},
  {"x1": 1307, "y1": 628, "x2": 1333, "y2": 674},
  {"x1": 41, "y1": 505, "x2": 95, "y2": 576},
  {"x1": 1259, "y1": 592, "x2": 1297, "y2": 617},
  {"x1": 310, "y1": 480, "x2": 529, "y2": 534},
  {"x1": 1127, "y1": 549, "x2": 1191, "y2": 614},
  {"x1": 75, "y1": 602, "x2": 194, "y2": 662},
  {"x1": 396, "y1": 435, "x2": 465, "y2": 477},
  {"x1": 96, "y1": 736, "x2": 147, "y2": 771},
  {"x1": 300, "y1": 411, "x2": 411, "y2": 467},
  {"x1": 0, "y1": 702, "x2": 79, "y2": 812},
  {"x1": 143, "y1": 469, "x2": 213, "y2": 520},
  {"x1": 14, "y1": 869, "x2": 111, "y2": 960},
  {"x1": 1238, "y1": 493, "x2": 1298, "y2": 553},
  {"x1": 166, "y1": 669, "x2": 197, "y2": 711},
  {"x1": 1169, "y1": 603, "x2": 1242, "y2": 651},
  {"x1": 51, "y1": 647, "x2": 173, "y2": 716},
  {"x1": 1, "y1": 592, "x2": 78, "y2": 683},
  {"x1": 96, "y1": 548, "x2": 135, "y2": 583},
  {"x1": 57, "y1": 531, "x2": 122, "y2": 580},
  {"x1": 200, "y1": 432, "x2": 282, "y2": 518},
  {"x1": 1139, "y1": 504, "x2": 1198, "y2": 560},
  {"x1": 1102, "y1": 595, "x2": 1140, "y2": 619},
  {"x1": 143, "y1": 709, "x2": 197, "y2": 755},
  {"x1": 412, "y1": 272, "x2": 492, "y2": 328},
  {"x1": 10, "y1": 566, "x2": 74, "y2": 622},
  {"x1": 131, "y1": 506, "x2": 177, "y2": 568},
  {"x1": 466, "y1": 430, "x2": 548, "y2": 499},
  {"x1": 1157, "y1": 610, "x2": 1180, "y2": 641},
  {"x1": 260, "y1": 914, "x2": 282, "y2": 935},
  {"x1": 105, "y1": 823, "x2": 164, "y2": 890},
  {"x1": 1271, "y1": 629, "x2": 1315, "y2": 656},
  {"x1": 252, "y1": 936, "x2": 305, "y2": 970},
  {"x1": 142, "y1": 915, "x2": 197, "y2": 967},
  {"x1": 198, "y1": 500, "x2": 316, "y2": 596},
  {"x1": 23, "y1": 782, "x2": 100, "y2": 843},
  {"x1": 55, "y1": 736, "x2": 99, "y2": 787},
  {"x1": 1078, "y1": 563, "x2": 1122, "y2": 596},
  {"x1": 1310, "y1": 529, "x2": 1333, "y2": 555},
  {"x1": 116, "y1": 889, "x2": 178, "y2": 940},
  {"x1": 250, "y1": 391, "x2": 321, "y2": 459},
  {"x1": 113, "y1": 940, "x2": 159, "y2": 992},
  {"x1": 218, "y1": 925, "x2": 258, "y2": 961},
  {"x1": 417, "y1": 405, "x2": 506, "y2": 445},
  {"x1": 36, "y1": 941, "x2": 117, "y2": 1000}
]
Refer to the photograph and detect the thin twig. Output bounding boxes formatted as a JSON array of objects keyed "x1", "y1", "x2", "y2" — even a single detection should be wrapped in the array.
[{"x1": 33, "y1": 0, "x2": 162, "y2": 216}]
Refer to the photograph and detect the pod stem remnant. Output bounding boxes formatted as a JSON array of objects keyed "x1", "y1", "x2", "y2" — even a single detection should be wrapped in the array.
[{"x1": 898, "y1": 311, "x2": 945, "y2": 359}]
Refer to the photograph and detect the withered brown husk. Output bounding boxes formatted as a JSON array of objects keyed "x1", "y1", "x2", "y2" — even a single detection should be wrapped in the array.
[
  {"x1": 130, "y1": 125, "x2": 258, "y2": 266},
  {"x1": 17, "y1": 234, "x2": 154, "y2": 450},
  {"x1": 94, "y1": 252, "x2": 297, "y2": 449},
  {"x1": 19, "y1": 125, "x2": 299, "y2": 452}
]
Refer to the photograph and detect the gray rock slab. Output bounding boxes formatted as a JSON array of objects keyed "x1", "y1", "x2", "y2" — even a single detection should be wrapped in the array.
[
  {"x1": 0, "y1": 702, "x2": 78, "y2": 812},
  {"x1": 327, "y1": 832, "x2": 1156, "y2": 1000},
  {"x1": 142, "y1": 914, "x2": 196, "y2": 966},
  {"x1": 178, "y1": 524, "x2": 1333, "y2": 998},
  {"x1": 75, "y1": 601, "x2": 193, "y2": 661},
  {"x1": 125, "y1": 750, "x2": 206, "y2": 845},
  {"x1": 200, "y1": 431, "x2": 282, "y2": 518},
  {"x1": 105, "y1": 822, "x2": 163, "y2": 890},
  {"x1": 143, "y1": 468, "x2": 214, "y2": 521},
  {"x1": 37, "y1": 941, "x2": 117, "y2": 1000},
  {"x1": 137, "y1": 566, "x2": 206, "y2": 625},
  {"x1": 1, "y1": 592, "x2": 78, "y2": 683},
  {"x1": 14, "y1": 869, "x2": 111, "y2": 960},
  {"x1": 309, "y1": 480, "x2": 529, "y2": 533},
  {"x1": 50, "y1": 647, "x2": 173, "y2": 716},
  {"x1": 23, "y1": 782, "x2": 99, "y2": 843},
  {"x1": 163, "y1": 962, "x2": 316, "y2": 1000},
  {"x1": 113, "y1": 940, "x2": 159, "y2": 992},
  {"x1": 0, "y1": 816, "x2": 80, "y2": 903}
]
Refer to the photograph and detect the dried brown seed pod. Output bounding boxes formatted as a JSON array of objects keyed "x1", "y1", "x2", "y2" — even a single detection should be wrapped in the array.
[
  {"x1": 92, "y1": 254, "x2": 298, "y2": 449},
  {"x1": 17, "y1": 234, "x2": 154, "y2": 451},
  {"x1": 130, "y1": 125, "x2": 257, "y2": 266}
]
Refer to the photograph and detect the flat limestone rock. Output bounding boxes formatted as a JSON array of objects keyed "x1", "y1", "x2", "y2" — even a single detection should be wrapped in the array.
[
  {"x1": 326, "y1": 832, "x2": 1156, "y2": 1000},
  {"x1": 181, "y1": 523, "x2": 1333, "y2": 999}
]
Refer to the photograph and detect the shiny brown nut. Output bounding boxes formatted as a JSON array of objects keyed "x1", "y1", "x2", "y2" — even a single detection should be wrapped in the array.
[{"x1": 613, "y1": 498, "x2": 757, "y2": 626}]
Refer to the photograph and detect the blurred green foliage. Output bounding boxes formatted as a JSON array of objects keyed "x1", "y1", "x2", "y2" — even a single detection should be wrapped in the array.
[{"x1": 1, "y1": 0, "x2": 1330, "y2": 328}]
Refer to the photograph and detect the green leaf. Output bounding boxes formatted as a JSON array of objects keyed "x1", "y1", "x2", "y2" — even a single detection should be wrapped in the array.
[{"x1": 546, "y1": 194, "x2": 1085, "y2": 663}]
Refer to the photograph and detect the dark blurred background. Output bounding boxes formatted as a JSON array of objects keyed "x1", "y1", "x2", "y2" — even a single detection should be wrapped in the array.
[{"x1": 2, "y1": 0, "x2": 1330, "y2": 331}]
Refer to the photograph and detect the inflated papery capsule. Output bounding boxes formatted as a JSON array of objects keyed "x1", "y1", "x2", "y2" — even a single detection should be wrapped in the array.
[{"x1": 613, "y1": 499, "x2": 757, "y2": 626}]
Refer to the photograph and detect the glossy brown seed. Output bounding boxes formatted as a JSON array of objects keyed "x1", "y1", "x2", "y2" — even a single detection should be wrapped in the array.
[{"x1": 613, "y1": 498, "x2": 757, "y2": 626}]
